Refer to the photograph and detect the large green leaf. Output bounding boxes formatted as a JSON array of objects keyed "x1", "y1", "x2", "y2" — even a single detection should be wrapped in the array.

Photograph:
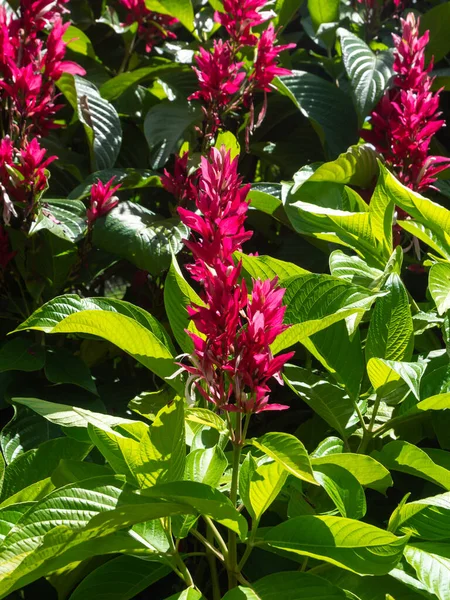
[
  {"x1": 264, "y1": 515, "x2": 407, "y2": 575},
  {"x1": 144, "y1": 0, "x2": 195, "y2": 33},
  {"x1": 271, "y1": 272, "x2": 381, "y2": 353},
  {"x1": 0, "y1": 475, "x2": 191, "y2": 598},
  {"x1": 250, "y1": 432, "x2": 317, "y2": 485},
  {"x1": 30, "y1": 199, "x2": 87, "y2": 243},
  {"x1": 338, "y1": 28, "x2": 393, "y2": 122},
  {"x1": 405, "y1": 542, "x2": 450, "y2": 600},
  {"x1": 45, "y1": 348, "x2": 97, "y2": 395},
  {"x1": 329, "y1": 250, "x2": 383, "y2": 288},
  {"x1": 420, "y1": 1, "x2": 450, "y2": 63},
  {"x1": 313, "y1": 462, "x2": 366, "y2": 519},
  {"x1": 164, "y1": 254, "x2": 204, "y2": 353},
  {"x1": 284, "y1": 365, "x2": 358, "y2": 438},
  {"x1": 308, "y1": 144, "x2": 380, "y2": 188},
  {"x1": 128, "y1": 397, "x2": 186, "y2": 488},
  {"x1": 373, "y1": 441, "x2": 450, "y2": 490},
  {"x1": 391, "y1": 492, "x2": 450, "y2": 541},
  {"x1": 144, "y1": 100, "x2": 201, "y2": 168},
  {"x1": 237, "y1": 252, "x2": 308, "y2": 282},
  {"x1": 311, "y1": 453, "x2": 393, "y2": 494},
  {"x1": 0, "y1": 338, "x2": 45, "y2": 373},
  {"x1": 142, "y1": 480, "x2": 247, "y2": 538},
  {"x1": 367, "y1": 358, "x2": 426, "y2": 400},
  {"x1": 365, "y1": 273, "x2": 413, "y2": 362},
  {"x1": 69, "y1": 556, "x2": 170, "y2": 600},
  {"x1": 239, "y1": 455, "x2": 288, "y2": 521},
  {"x1": 93, "y1": 201, "x2": 188, "y2": 275},
  {"x1": 72, "y1": 75, "x2": 122, "y2": 171},
  {"x1": 14, "y1": 296, "x2": 181, "y2": 393},
  {"x1": 430, "y1": 262, "x2": 450, "y2": 316},
  {"x1": 307, "y1": 0, "x2": 339, "y2": 30},
  {"x1": 277, "y1": 71, "x2": 359, "y2": 158},
  {"x1": 222, "y1": 571, "x2": 347, "y2": 599},
  {"x1": 0, "y1": 437, "x2": 90, "y2": 503}
]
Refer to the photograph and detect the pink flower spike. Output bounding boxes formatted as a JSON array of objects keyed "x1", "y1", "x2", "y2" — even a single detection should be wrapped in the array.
[
  {"x1": 87, "y1": 177, "x2": 121, "y2": 225},
  {"x1": 251, "y1": 23, "x2": 296, "y2": 92}
]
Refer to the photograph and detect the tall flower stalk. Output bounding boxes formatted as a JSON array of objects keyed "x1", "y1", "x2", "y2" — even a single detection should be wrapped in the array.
[
  {"x1": 0, "y1": 1, "x2": 84, "y2": 234},
  {"x1": 189, "y1": 1, "x2": 295, "y2": 144},
  {"x1": 363, "y1": 13, "x2": 450, "y2": 193}
]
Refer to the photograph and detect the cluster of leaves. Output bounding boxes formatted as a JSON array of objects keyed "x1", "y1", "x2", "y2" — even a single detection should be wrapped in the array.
[{"x1": 2, "y1": 0, "x2": 450, "y2": 599}]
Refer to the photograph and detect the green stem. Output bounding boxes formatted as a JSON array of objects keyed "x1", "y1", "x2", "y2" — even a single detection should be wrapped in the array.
[
  {"x1": 206, "y1": 522, "x2": 221, "y2": 600},
  {"x1": 165, "y1": 519, "x2": 195, "y2": 588},
  {"x1": 191, "y1": 529, "x2": 224, "y2": 562},
  {"x1": 357, "y1": 394, "x2": 382, "y2": 454},
  {"x1": 204, "y1": 516, "x2": 229, "y2": 561},
  {"x1": 238, "y1": 520, "x2": 259, "y2": 571},
  {"x1": 227, "y1": 414, "x2": 243, "y2": 590}
]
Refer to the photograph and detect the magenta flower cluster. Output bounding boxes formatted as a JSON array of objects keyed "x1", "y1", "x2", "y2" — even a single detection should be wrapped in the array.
[
  {"x1": 118, "y1": 0, "x2": 177, "y2": 53},
  {"x1": 189, "y1": 0, "x2": 295, "y2": 137},
  {"x1": 170, "y1": 147, "x2": 293, "y2": 414},
  {"x1": 0, "y1": 0, "x2": 85, "y2": 269},
  {"x1": 363, "y1": 14, "x2": 450, "y2": 192}
]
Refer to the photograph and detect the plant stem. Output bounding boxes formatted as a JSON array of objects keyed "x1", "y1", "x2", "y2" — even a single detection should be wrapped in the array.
[
  {"x1": 191, "y1": 529, "x2": 224, "y2": 562},
  {"x1": 165, "y1": 518, "x2": 195, "y2": 588},
  {"x1": 227, "y1": 412, "x2": 243, "y2": 590},
  {"x1": 206, "y1": 522, "x2": 221, "y2": 600},
  {"x1": 204, "y1": 516, "x2": 229, "y2": 561},
  {"x1": 238, "y1": 520, "x2": 258, "y2": 571},
  {"x1": 357, "y1": 394, "x2": 382, "y2": 454}
]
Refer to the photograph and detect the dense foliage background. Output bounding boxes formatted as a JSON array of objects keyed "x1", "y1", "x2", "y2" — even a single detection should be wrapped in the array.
[{"x1": 2, "y1": 0, "x2": 450, "y2": 599}]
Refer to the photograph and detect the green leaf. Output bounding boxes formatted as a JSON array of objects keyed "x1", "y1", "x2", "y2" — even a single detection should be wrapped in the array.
[
  {"x1": 129, "y1": 397, "x2": 185, "y2": 488},
  {"x1": 100, "y1": 62, "x2": 188, "y2": 102},
  {"x1": 0, "y1": 338, "x2": 45, "y2": 373},
  {"x1": 277, "y1": 71, "x2": 359, "y2": 158},
  {"x1": 313, "y1": 462, "x2": 366, "y2": 519},
  {"x1": 62, "y1": 25, "x2": 96, "y2": 59},
  {"x1": 144, "y1": 0, "x2": 194, "y2": 33},
  {"x1": 142, "y1": 480, "x2": 247, "y2": 538},
  {"x1": 15, "y1": 296, "x2": 182, "y2": 393},
  {"x1": 93, "y1": 201, "x2": 188, "y2": 275},
  {"x1": 165, "y1": 590, "x2": 205, "y2": 600},
  {"x1": 405, "y1": 542, "x2": 450, "y2": 600},
  {"x1": 272, "y1": 272, "x2": 381, "y2": 353},
  {"x1": 264, "y1": 515, "x2": 407, "y2": 575},
  {"x1": 11, "y1": 397, "x2": 136, "y2": 434},
  {"x1": 31, "y1": 199, "x2": 87, "y2": 243},
  {"x1": 338, "y1": 29, "x2": 393, "y2": 122},
  {"x1": 380, "y1": 163, "x2": 450, "y2": 258},
  {"x1": 185, "y1": 408, "x2": 227, "y2": 433},
  {"x1": 44, "y1": 348, "x2": 97, "y2": 395},
  {"x1": 87, "y1": 422, "x2": 140, "y2": 482},
  {"x1": 68, "y1": 168, "x2": 161, "y2": 200},
  {"x1": 367, "y1": 358, "x2": 426, "y2": 400},
  {"x1": 237, "y1": 252, "x2": 308, "y2": 282},
  {"x1": 250, "y1": 432, "x2": 317, "y2": 485},
  {"x1": 222, "y1": 571, "x2": 347, "y2": 599},
  {"x1": 430, "y1": 262, "x2": 450, "y2": 316},
  {"x1": 373, "y1": 441, "x2": 450, "y2": 490},
  {"x1": 0, "y1": 437, "x2": 90, "y2": 502},
  {"x1": 365, "y1": 273, "x2": 413, "y2": 362},
  {"x1": 240, "y1": 455, "x2": 288, "y2": 521},
  {"x1": 420, "y1": 2, "x2": 450, "y2": 63},
  {"x1": 0, "y1": 475, "x2": 191, "y2": 597},
  {"x1": 329, "y1": 250, "x2": 383, "y2": 288},
  {"x1": 69, "y1": 556, "x2": 170, "y2": 600},
  {"x1": 308, "y1": 0, "x2": 339, "y2": 31},
  {"x1": 309, "y1": 144, "x2": 380, "y2": 188},
  {"x1": 164, "y1": 253, "x2": 204, "y2": 353},
  {"x1": 284, "y1": 364, "x2": 359, "y2": 438},
  {"x1": 311, "y1": 454, "x2": 393, "y2": 494},
  {"x1": 15, "y1": 294, "x2": 173, "y2": 351},
  {"x1": 391, "y1": 492, "x2": 450, "y2": 541},
  {"x1": 144, "y1": 100, "x2": 201, "y2": 168},
  {"x1": 73, "y1": 75, "x2": 122, "y2": 170},
  {"x1": 273, "y1": 0, "x2": 304, "y2": 29}
]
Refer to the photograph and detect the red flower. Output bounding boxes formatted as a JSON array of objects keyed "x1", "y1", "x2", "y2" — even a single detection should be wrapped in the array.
[
  {"x1": 190, "y1": 41, "x2": 246, "y2": 108},
  {"x1": 118, "y1": 0, "x2": 177, "y2": 52},
  {"x1": 0, "y1": 226, "x2": 15, "y2": 270},
  {"x1": 178, "y1": 147, "x2": 293, "y2": 414},
  {"x1": 363, "y1": 13, "x2": 450, "y2": 192},
  {"x1": 251, "y1": 23, "x2": 295, "y2": 92},
  {"x1": 43, "y1": 19, "x2": 86, "y2": 81},
  {"x1": 214, "y1": 0, "x2": 270, "y2": 46},
  {"x1": 87, "y1": 177, "x2": 121, "y2": 225},
  {"x1": 161, "y1": 153, "x2": 198, "y2": 204}
]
